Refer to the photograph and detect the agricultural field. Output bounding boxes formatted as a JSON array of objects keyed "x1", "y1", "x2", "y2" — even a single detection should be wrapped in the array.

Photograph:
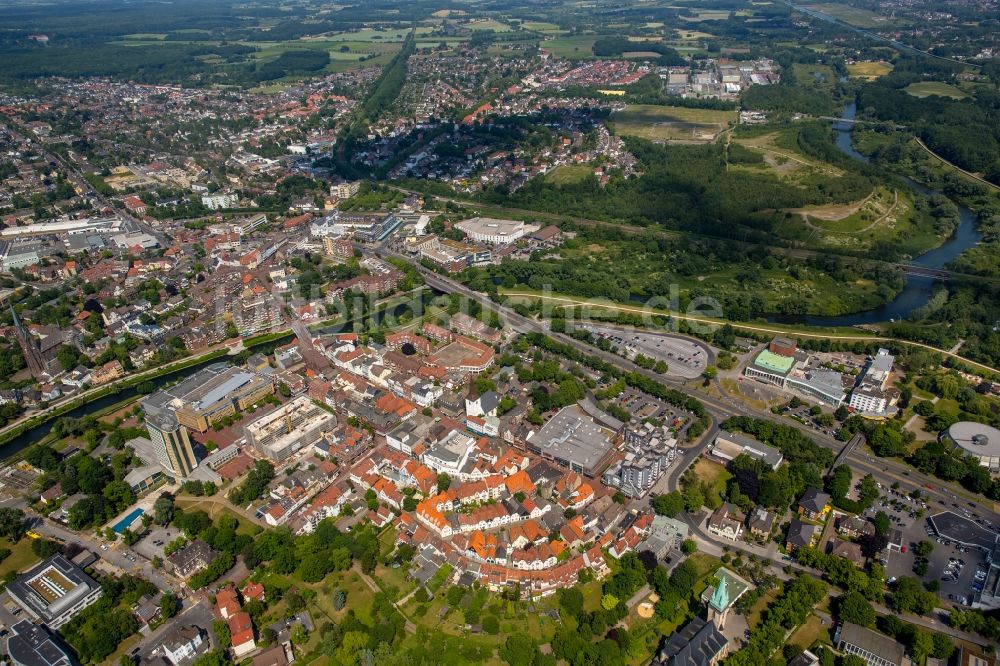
[
  {"x1": 905, "y1": 81, "x2": 969, "y2": 99},
  {"x1": 611, "y1": 104, "x2": 735, "y2": 143},
  {"x1": 460, "y1": 18, "x2": 513, "y2": 32},
  {"x1": 523, "y1": 21, "x2": 564, "y2": 33},
  {"x1": 846, "y1": 61, "x2": 893, "y2": 79},
  {"x1": 681, "y1": 10, "x2": 731, "y2": 21},
  {"x1": 545, "y1": 164, "x2": 594, "y2": 184},
  {"x1": 542, "y1": 35, "x2": 600, "y2": 58}
]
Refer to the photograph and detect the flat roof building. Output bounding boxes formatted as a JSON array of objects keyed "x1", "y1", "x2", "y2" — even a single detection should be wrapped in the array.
[
  {"x1": 7, "y1": 555, "x2": 102, "y2": 629},
  {"x1": 454, "y1": 217, "x2": 525, "y2": 244},
  {"x1": 526, "y1": 403, "x2": 621, "y2": 477},
  {"x1": 710, "y1": 431, "x2": 783, "y2": 469},
  {"x1": 941, "y1": 421, "x2": 1000, "y2": 472},
  {"x1": 3, "y1": 620, "x2": 75, "y2": 666},
  {"x1": 245, "y1": 395, "x2": 337, "y2": 462}
]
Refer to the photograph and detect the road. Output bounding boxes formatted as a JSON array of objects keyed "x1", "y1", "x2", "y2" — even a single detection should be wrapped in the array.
[
  {"x1": 33, "y1": 516, "x2": 181, "y2": 592},
  {"x1": 394, "y1": 259, "x2": 1000, "y2": 524},
  {"x1": 914, "y1": 138, "x2": 1000, "y2": 194}
]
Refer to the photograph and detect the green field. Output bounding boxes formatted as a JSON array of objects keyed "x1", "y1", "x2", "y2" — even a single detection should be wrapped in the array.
[
  {"x1": 681, "y1": 10, "x2": 731, "y2": 21},
  {"x1": 460, "y1": 18, "x2": 513, "y2": 32},
  {"x1": 0, "y1": 538, "x2": 40, "y2": 577},
  {"x1": 846, "y1": 61, "x2": 893, "y2": 79},
  {"x1": 905, "y1": 81, "x2": 969, "y2": 99},
  {"x1": 542, "y1": 35, "x2": 600, "y2": 58},
  {"x1": 524, "y1": 21, "x2": 564, "y2": 33},
  {"x1": 611, "y1": 104, "x2": 735, "y2": 142},
  {"x1": 802, "y1": 3, "x2": 900, "y2": 28},
  {"x1": 545, "y1": 164, "x2": 594, "y2": 184}
]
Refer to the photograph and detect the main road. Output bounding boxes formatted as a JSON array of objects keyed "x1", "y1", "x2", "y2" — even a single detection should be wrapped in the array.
[{"x1": 394, "y1": 256, "x2": 1000, "y2": 523}]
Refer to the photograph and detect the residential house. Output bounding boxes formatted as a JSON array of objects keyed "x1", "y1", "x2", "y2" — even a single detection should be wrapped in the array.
[{"x1": 707, "y1": 503, "x2": 745, "y2": 541}]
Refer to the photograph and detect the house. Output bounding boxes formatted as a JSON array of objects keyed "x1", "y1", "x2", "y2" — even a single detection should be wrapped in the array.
[
  {"x1": 837, "y1": 515, "x2": 875, "y2": 539},
  {"x1": 747, "y1": 506, "x2": 775, "y2": 539},
  {"x1": 835, "y1": 622, "x2": 905, "y2": 666},
  {"x1": 242, "y1": 581, "x2": 266, "y2": 604},
  {"x1": 797, "y1": 488, "x2": 831, "y2": 521},
  {"x1": 161, "y1": 625, "x2": 207, "y2": 665},
  {"x1": 168, "y1": 540, "x2": 218, "y2": 579},
  {"x1": 828, "y1": 539, "x2": 865, "y2": 567},
  {"x1": 786, "y1": 518, "x2": 818, "y2": 552},
  {"x1": 706, "y1": 503, "x2": 744, "y2": 541},
  {"x1": 229, "y1": 611, "x2": 257, "y2": 657}
]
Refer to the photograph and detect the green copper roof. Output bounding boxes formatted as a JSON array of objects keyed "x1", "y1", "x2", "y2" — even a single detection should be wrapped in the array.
[{"x1": 709, "y1": 575, "x2": 729, "y2": 611}]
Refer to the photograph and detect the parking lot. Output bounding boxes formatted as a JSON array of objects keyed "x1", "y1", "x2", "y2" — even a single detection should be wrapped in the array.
[
  {"x1": 585, "y1": 326, "x2": 708, "y2": 379},
  {"x1": 133, "y1": 525, "x2": 185, "y2": 562},
  {"x1": 870, "y1": 486, "x2": 994, "y2": 606},
  {"x1": 610, "y1": 387, "x2": 694, "y2": 436}
]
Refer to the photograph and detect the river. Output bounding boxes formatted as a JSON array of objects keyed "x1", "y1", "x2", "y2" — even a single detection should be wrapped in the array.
[
  {"x1": 767, "y1": 102, "x2": 982, "y2": 327},
  {"x1": 0, "y1": 333, "x2": 294, "y2": 460}
]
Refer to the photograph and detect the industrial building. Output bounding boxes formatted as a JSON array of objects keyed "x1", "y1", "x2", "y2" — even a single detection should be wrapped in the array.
[
  {"x1": 6, "y1": 555, "x2": 103, "y2": 629},
  {"x1": 709, "y1": 431, "x2": 783, "y2": 469},
  {"x1": 245, "y1": 395, "x2": 337, "y2": 462}
]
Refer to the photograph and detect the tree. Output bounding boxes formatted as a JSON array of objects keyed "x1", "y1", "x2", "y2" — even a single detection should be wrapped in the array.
[
  {"x1": 683, "y1": 485, "x2": 705, "y2": 512},
  {"x1": 212, "y1": 619, "x2": 231, "y2": 648},
  {"x1": 681, "y1": 539, "x2": 698, "y2": 555},
  {"x1": 601, "y1": 594, "x2": 619, "y2": 610},
  {"x1": 890, "y1": 577, "x2": 937, "y2": 615},
  {"x1": 482, "y1": 615, "x2": 500, "y2": 634},
  {"x1": 291, "y1": 623, "x2": 308, "y2": 646},
  {"x1": 836, "y1": 591, "x2": 875, "y2": 627},
  {"x1": 500, "y1": 634, "x2": 538, "y2": 666},
  {"x1": 153, "y1": 494, "x2": 175, "y2": 525},
  {"x1": 0, "y1": 508, "x2": 26, "y2": 542},
  {"x1": 914, "y1": 540, "x2": 934, "y2": 558},
  {"x1": 651, "y1": 491, "x2": 684, "y2": 517},
  {"x1": 436, "y1": 473, "x2": 452, "y2": 491},
  {"x1": 160, "y1": 592, "x2": 180, "y2": 619}
]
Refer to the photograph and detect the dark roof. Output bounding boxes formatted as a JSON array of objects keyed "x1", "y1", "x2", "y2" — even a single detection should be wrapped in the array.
[
  {"x1": 4, "y1": 621, "x2": 74, "y2": 666},
  {"x1": 657, "y1": 616, "x2": 727, "y2": 666},
  {"x1": 787, "y1": 519, "x2": 816, "y2": 548},
  {"x1": 798, "y1": 487, "x2": 831, "y2": 513},
  {"x1": 837, "y1": 622, "x2": 905, "y2": 666}
]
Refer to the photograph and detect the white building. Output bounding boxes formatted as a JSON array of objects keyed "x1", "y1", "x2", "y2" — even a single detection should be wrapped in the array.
[
  {"x1": 201, "y1": 193, "x2": 239, "y2": 210},
  {"x1": 455, "y1": 217, "x2": 525, "y2": 244}
]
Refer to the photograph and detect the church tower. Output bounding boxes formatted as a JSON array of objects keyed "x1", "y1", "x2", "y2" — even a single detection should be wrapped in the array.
[{"x1": 707, "y1": 575, "x2": 730, "y2": 630}]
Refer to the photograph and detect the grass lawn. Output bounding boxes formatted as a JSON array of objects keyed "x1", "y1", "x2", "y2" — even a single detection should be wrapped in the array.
[
  {"x1": 545, "y1": 164, "x2": 593, "y2": 185},
  {"x1": 847, "y1": 61, "x2": 893, "y2": 79},
  {"x1": 745, "y1": 587, "x2": 780, "y2": 627},
  {"x1": 542, "y1": 35, "x2": 599, "y2": 59},
  {"x1": 524, "y1": 21, "x2": 564, "y2": 33},
  {"x1": 789, "y1": 612, "x2": 832, "y2": 649},
  {"x1": 905, "y1": 81, "x2": 969, "y2": 99},
  {"x1": 692, "y1": 458, "x2": 732, "y2": 506},
  {"x1": 0, "y1": 538, "x2": 40, "y2": 577},
  {"x1": 612, "y1": 104, "x2": 735, "y2": 143},
  {"x1": 174, "y1": 498, "x2": 261, "y2": 536},
  {"x1": 802, "y1": 3, "x2": 899, "y2": 28},
  {"x1": 461, "y1": 18, "x2": 512, "y2": 32}
]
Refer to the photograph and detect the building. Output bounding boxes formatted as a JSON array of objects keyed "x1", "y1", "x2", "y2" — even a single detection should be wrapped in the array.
[
  {"x1": 707, "y1": 503, "x2": 744, "y2": 541},
  {"x1": 161, "y1": 625, "x2": 207, "y2": 665},
  {"x1": 702, "y1": 567, "x2": 751, "y2": 629},
  {"x1": 168, "y1": 540, "x2": 218, "y2": 579},
  {"x1": 798, "y1": 488, "x2": 831, "y2": 520},
  {"x1": 747, "y1": 506, "x2": 776, "y2": 538},
  {"x1": 849, "y1": 349, "x2": 896, "y2": 415},
  {"x1": 454, "y1": 217, "x2": 525, "y2": 244},
  {"x1": 525, "y1": 403, "x2": 622, "y2": 478},
  {"x1": 143, "y1": 412, "x2": 198, "y2": 477},
  {"x1": 202, "y1": 193, "x2": 239, "y2": 210},
  {"x1": 6, "y1": 555, "x2": 103, "y2": 629},
  {"x1": 245, "y1": 396, "x2": 337, "y2": 462},
  {"x1": 940, "y1": 422, "x2": 1000, "y2": 472},
  {"x1": 787, "y1": 518, "x2": 818, "y2": 551},
  {"x1": 11, "y1": 307, "x2": 63, "y2": 378},
  {"x1": 3, "y1": 620, "x2": 74, "y2": 666},
  {"x1": 655, "y1": 616, "x2": 730, "y2": 666},
  {"x1": 709, "y1": 431, "x2": 783, "y2": 469},
  {"x1": 744, "y1": 337, "x2": 846, "y2": 407},
  {"x1": 835, "y1": 622, "x2": 905, "y2": 666}
]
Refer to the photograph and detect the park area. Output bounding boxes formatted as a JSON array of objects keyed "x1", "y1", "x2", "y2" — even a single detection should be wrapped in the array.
[
  {"x1": 545, "y1": 164, "x2": 594, "y2": 185},
  {"x1": 611, "y1": 104, "x2": 735, "y2": 143}
]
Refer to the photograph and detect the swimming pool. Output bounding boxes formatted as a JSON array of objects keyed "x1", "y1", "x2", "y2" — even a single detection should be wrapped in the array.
[{"x1": 111, "y1": 507, "x2": 144, "y2": 534}]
